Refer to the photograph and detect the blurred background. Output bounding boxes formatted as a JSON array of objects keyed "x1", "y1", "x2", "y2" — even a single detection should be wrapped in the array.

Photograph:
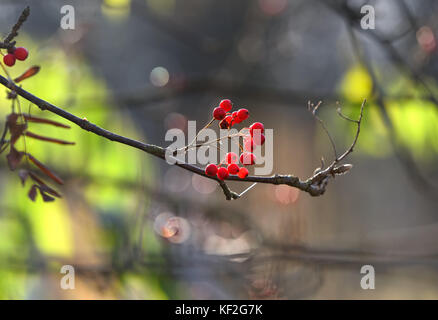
[{"x1": 0, "y1": 0, "x2": 438, "y2": 299}]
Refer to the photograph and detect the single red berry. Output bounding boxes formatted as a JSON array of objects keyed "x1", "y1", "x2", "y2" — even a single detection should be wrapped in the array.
[
  {"x1": 252, "y1": 133, "x2": 265, "y2": 145},
  {"x1": 225, "y1": 152, "x2": 238, "y2": 164},
  {"x1": 13, "y1": 47, "x2": 28, "y2": 61},
  {"x1": 238, "y1": 167, "x2": 249, "y2": 179},
  {"x1": 205, "y1": 164, "x2": 218, "y2": 177},
  {"x1": 230, "y1": 111, "x2": 241, "y2": 125},
  {"x1": 244, "y1": 137, "x2": 256, "y2": 152},
  {"x1": 237, "y1": 108, "x2": 249, "y2": 121},
  {"x1": 249, "y1": 122, "x2": 264, "y2": 136},
  {"x1": 213, "y1": 107, "x2": 226, "y2": 120},
  {"x1": 240, "y1": 152, "x2": 256, "y2": 165},
  {"x1": 219, "y1": 99, "x2": 233, "y2": 112},
  {"x1": 217, "y1": 167, "x2": 229, "y2": 180},
  {"x1": 3, "y1": 54, "x2": 15, "y2": 67},
  {"x1": 227, "y1": 163, "x2": 240, "y2": 175}
]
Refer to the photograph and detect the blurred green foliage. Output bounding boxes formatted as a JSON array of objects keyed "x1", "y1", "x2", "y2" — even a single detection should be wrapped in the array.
[
  {"x1": 0, "y1": 36, "x2": 168, "y2": 299},
  {"x1": 339, "y1": 64, "x2": 438, "y2": 162}
]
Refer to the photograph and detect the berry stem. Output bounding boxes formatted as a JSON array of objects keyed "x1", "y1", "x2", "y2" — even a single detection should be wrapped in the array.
[
  {"x1": 0, "y1": 60, "x2": 12, "y2": 80},
  {"x1": 238, "y1": 182, "x2": 258, "y2": 197},
  {"x1": 181, "y1": 117, "x2": 215, "y2": 152}
]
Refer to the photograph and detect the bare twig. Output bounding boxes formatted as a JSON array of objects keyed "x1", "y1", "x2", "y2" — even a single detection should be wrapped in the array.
[
  {"x1": 309, "y1": 99, "x2": 365, "y2": 186},
  {"x1": 0, "y1": 6, "x2": 30, "y2": 50},
  {"x1": 0, "y1": 122, "x2": 8, "y2": 153},
  {"x1": 308, "y1": 100, "x2": 338, "y2": 160}
]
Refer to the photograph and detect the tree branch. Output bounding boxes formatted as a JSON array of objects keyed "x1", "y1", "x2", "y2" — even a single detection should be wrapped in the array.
[
  {"x1": 0, "y1": 75, "x2": 364, "y2": 200},
  {"x1": 0, "y1": 6, "x2": 30, "y2": 50}
]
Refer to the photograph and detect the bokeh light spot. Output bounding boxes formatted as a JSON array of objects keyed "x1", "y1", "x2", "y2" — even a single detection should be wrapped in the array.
[
  {"x1": 274, "y1": 185, "x2": 300, "y2": 205},
  {"x1": 154, "y1": 213, "x2": 191, "y2": 244},
  {"x1": 163, "y1": 167, "x2": 191, "y2": 193},
  {"x1": 417, "y1": 26, "x2": 436, "y2": 53},
  {"x1": 259, "y1": 0, "x2": 288, "y2": 16},
  {"x1": 150, "y1": 66, "x2": 170, "y2": 87},
  {"x1": 164, "y1": 112, "x2": 187, "y2": 131},
  {"x1": 192, "y1": 174, "x2": 217, "y2": 194}
]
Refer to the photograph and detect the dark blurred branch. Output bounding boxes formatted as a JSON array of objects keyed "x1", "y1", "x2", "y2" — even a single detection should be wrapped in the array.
[
  {"x1": 323, "y1": 0, "x2": 438, "y2": 106},
  {"x1": 112, "y1": 79, "x2": 338, "y2": 111},
  {"x1": 128, "y1": 0, "x2": 227, "y2": 55},
  {"x1": 345, "y1": 19, "x2": 438, "y2": 198}
]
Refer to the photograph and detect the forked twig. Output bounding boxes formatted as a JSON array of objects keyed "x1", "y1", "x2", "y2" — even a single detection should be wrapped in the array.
[
  {"x1": 309, "y1": 99, "x2": 366, "y2": 190},
  {"x1": 308, "y1": 100, "x2": 339, "y2": 160},
  {"x1": 0, "y1": 6, "x2": 30, "y2": 50}
]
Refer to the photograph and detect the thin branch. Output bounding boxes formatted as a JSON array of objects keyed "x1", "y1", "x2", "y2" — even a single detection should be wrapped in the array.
[
  {"x1": 310, "y1": 99, "x2": 365, "y2": 185},
  {"x1": 0, "y1": 6, "x2": 30, "y2": 50},
  {"x1": 0, "y1": 122, "x2": 8, "y2": 153},
  {"x1": 308, "y1": 100, "x2": 338, "y2": 160},
  {"x1": 0, "y1": 72, "x2": 363, "y2": 199},
  {"x1": 218, "y1": 180, "x2": 240, "y2": 200}
]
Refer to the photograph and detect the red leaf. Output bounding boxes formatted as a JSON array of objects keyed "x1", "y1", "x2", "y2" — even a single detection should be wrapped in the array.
[
  {"x1": 6, "y1": 113, "x2": 19, "y2": 125},
  {"x1": 27, "y1": 154, "x2": 64, "y2": 185},
  {"x1": 7, "y1": 113, "x2": 27, "y2": 145},
  {"x1": 27, "y1": 171, "x2": 45, "y2": 185},
  {"x1": 14, "y1": 66, "x2": 40, "y2": 83},
  {"x1": 28, "y1": 172, "x2": 61, "y2": 198},
  {"x1": 28, "y1": 184, "x2": 37, "y2": 201},
  {"x1": 39, "y1": 190, "x2": 55, "y2": 202},
  {"x1": 25, "y1": 131, "x2": 75, "y2": 145},
  {"x1": 6, "y1": 146, "x2": 24, "y2": 170},
  {"x1": 22, "y1": 114, "x2": 70, "y2": 128},
  {"x1": 39, "y1": 184, "x2": 61, "y2": 198}
]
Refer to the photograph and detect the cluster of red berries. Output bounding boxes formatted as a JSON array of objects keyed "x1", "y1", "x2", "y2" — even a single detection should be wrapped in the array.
[
  {"x1": 206, "y1": 99, "x2": 266, "y2": 180},
  {"x1": 213, "y1": 99, "x2": 250, "y2": 129},
  {"x1": 2, "y1": 47, "x2": 29, "y2": 67}
]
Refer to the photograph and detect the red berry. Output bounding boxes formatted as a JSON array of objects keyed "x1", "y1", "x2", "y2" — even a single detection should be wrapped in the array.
[
  {"x1": 249, "y1": 122, "x2": 264, "y2": 136},
  {"x1": 219, "y1": 99, "x2": 233, "y2": 112},
  {"x1": 252, "y1": 133, "x2": 265, "y2": 145},
  {"x1": 217, "y1": 167, "x2": 229, "y2": 180},
  {"x1": 237, "y1": 108, "x2": 249, "y2": 121},
  {"x1": 205, "y1": 164, "x2": 218, "y2": 176},
  {"x1": 229, "y1": 111, "x2": 240, "y2": 125},
  {"x1": 244, "y1": 137, "x2": 256, "y2": 152},
  {"x1": 13, "y1": 47, "x2": 28, "y2": 61},
  {"x1": 3, "y1": 54, "x2": 15, "y2": 67},
  {"x1": 225, "y1": 152, "x2": 238, "y2": 164},
  {"x1": 227, "y1": 163, "x2": 240, "y2": 175},
  {"x1": 213, "y1": 107, "x2": 226, "y2": 120},
  {"x1": 238, "y1": 167, "x2": 249, "y2": 179},
  {"x1": 240, "y1": 152, "x2": 256, "y2": 165}
]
